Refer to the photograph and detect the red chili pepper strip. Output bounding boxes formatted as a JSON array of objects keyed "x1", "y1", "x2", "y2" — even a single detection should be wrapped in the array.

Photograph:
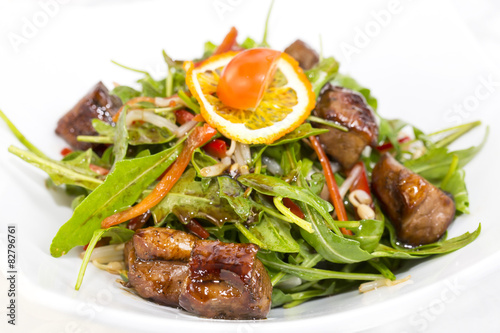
[
  {"x1": 101, "y1": 124, "x2": 217, "y2": 229},
  {"x1": 349, "y1": 162, "x2": 371, "y2": 195},
  {"x1": 309, "y1": 136, "x2": 352, "y2": 235},
  {"x1": 376, "y1": 136, "x2": 411, "y2": 152},
  {"x1": 61, "y1": 147, "x2": 73, "y2": 156},
  {"x1": 175, "y1": 109, "x2": 195, "y2": 125},
  {"x1": 89, "y1": 164, "x2": 110, "y2": 176},
  {"x1": 283, "y1": 198, "x2": 305, "y2": 219},
  {"x1": 203, "y1": 139, "x2": 228, "y2": 159},
  {"x1": 185, "y1": 219, "x2": 210, "y2": 239}
]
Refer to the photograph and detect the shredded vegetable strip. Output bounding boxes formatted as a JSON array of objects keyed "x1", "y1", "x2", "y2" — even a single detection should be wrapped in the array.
[
  {"x1": 213, "y1": 26, "x2": 238, "y2": 55},
  {"x1": 309, "y1": 136, "x2": 351, "y2": 234},
  {"x1": 195, "y1": 27, "x2": 239, "y2": 67},
  {"x1": 112, "y1": 96, "x2": 156, "y2": 122},
  {"x1": 101, "y1": 124, "x2": 217, "y2": 228}
]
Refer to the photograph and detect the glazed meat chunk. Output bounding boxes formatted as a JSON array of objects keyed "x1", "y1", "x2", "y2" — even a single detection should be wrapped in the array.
[
  {"x1": 371, "y1": 153, "x2": 456, "y2": 246},
  {"x1": 124, "y1": 228, "x2": 272, "y2": 319},
  {"x1": 124, "y1": 241, "x2": 189, "y2": 307},
  {"x1": 284, "y1": 39, "x2": 320, "y2": 70},
  {"x1": 55, "y1": 82, "x2": 121, "y2": 150},
  {"x1": 133, "y1": 227, "x2": 197, "y2": 261},
  {"x1": 314, "y1": 84, "x2": 378, "y2": 170},
  {"x1": 179, "y1": 240, "x2": 272, "y2": 319}
]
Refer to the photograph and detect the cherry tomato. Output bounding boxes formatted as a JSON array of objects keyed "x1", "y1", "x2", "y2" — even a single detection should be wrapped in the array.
[{"x1": 217, "y1": 48, "x2": 281, "y2": 110}]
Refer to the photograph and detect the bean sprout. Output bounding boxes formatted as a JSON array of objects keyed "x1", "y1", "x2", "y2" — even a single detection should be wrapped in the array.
[
  {"x1": 338, "y1": 164, "x2": 362, "y2": 199},
  {"x1": 359, "y1": 275, "x2": 411, "y2": 293},
  {"x1": 126, "y1": 110, "x2": 179, "y2": 133}
]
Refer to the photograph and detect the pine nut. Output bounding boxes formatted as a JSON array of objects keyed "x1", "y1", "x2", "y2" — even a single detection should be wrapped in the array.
[{"x1": 349, "y1": 189, "x2": 372, "y2": 208}]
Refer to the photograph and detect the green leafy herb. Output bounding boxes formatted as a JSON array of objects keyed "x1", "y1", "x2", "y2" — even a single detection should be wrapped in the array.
[
  {"x1": 151, "y1": 169, "x2": 242, "y2": 227},
  {"x1": 50, "y1": 144, "x2": 181, "y2": 257},
  {"x1": 218, "y1": 176, "x2": 253, "y2": 220},
  {"x1": 268, "y1": 123, "x2": 330, "y2": 146},
  {"x1": 8, "y1": 146, "x2": 104, "y2": 190},
  {"x1": 75, "y1": 227, "x2": 134, "y2": 290}
]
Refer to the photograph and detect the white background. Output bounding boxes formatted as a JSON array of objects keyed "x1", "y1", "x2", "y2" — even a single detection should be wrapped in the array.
[{"x1": 0, "y1": 0, "x2": 499, "y2": 332}]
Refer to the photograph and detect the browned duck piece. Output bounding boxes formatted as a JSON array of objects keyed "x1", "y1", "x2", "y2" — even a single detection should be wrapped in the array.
[
  {"x1": 371, "y1": 153, "x2": 456, "y2": 246},
  {"x1": 313, "y1": 83, "x2": 378, "y2": 170},
  {"x1": 124, "y1": 227, "x2": 272, "y2": 319},
  {"x1": 55, "y1": 82, "x2": 121, "y2": 151},
  {"x1": 284, "y1": 39, "x2": 319, "y2": 70}
]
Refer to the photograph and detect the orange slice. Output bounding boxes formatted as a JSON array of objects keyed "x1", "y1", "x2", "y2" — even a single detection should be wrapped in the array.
[{"x1": 184, "y1": 51, "x2": 316, "y2": 144}]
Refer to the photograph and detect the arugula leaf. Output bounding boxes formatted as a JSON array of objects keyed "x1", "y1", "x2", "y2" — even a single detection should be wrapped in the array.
[
  {"x1": 441, "y1": 167, "x2": 469, "y2": 214},
  {"x1": 90, "y1": 119, "x2": 176, "y2": 146},
  {"x1": 373, "y1": 223, "x2": 481, "y2": 259},
  {"x1": 8, "y1": 146, "x2": 104, "y2": 190},
  {"x1": 240, "y1": 37, "x2": 259, "y2": 49},
  {"x1": 111, "y1": 86, "x2": 140, "y2": 103},
  {"x1": 305, "y1": 57, "x2": 339, "y2": 96},
  {"x1": 268, "y1": 123, "x2": 329, "y2": 146},
  {"x1": 271, "y1": 281, "x2": 337, "y2": 308},
  {"x1": 218, "y1": 176, "x2": 253, "y2": 221},
  {"x1": 112, "y1": 107, "x2": 129, "y2": 168},
  {"x1": 344, "y1": 219, "x2": 385, "y2": 252},
  {"x1": 404, "y1": 128, "x2": 487, "y2": 182},
  {"x1": 246, "y1": 214, "x2": 300, "y2": 253},
  {"x1": 298, "y1": 201, "x2": 374, "y2": 264},
  {"x1": 238, "y1": 173, "x2": 340, "y2": 234},
  {"x1": 258, "y1": 251, "x2": 382, "y2": 281},
  {"x1": 151, "y1": 169, "x2": 242, "y2": 227},
  {"x1": 50, "y1": 144, "x2": 181, "y2": 257},
  {"x1": 191, "y1": 148, "x2": 217, "y2": 178}
]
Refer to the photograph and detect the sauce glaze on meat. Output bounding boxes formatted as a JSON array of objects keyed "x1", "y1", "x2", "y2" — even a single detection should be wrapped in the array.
[
  {"x1": 371, "y1": 153, "x2": 456, "y2": 246},
  {"x1": 314, "y1": 83, "x2": 378, "y2": 170},
  {"x1": 124, "y1": 227, "x2": 272, "y2": 319}
]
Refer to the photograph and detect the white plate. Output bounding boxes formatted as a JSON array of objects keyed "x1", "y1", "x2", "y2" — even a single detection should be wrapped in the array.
[{"x1": 1, "y1": 0, "x2": 499, "y2": 332}]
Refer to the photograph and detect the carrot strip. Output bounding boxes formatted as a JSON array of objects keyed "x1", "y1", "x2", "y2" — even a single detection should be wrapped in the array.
[
  {"x1": 112, "y1": 96, "x2": 156, "y2": 122},
  {"x1": 213, "y1": 26, "x2": 238, "y2": 55},
  {"x1": 309, "y1": 136, "x2": 352, "y2": 235},
  {"x1": 101, "y1": 124, "x2": 217, "y2": 229},
  {"x1": 194, "y1": 27, "x2": 238, "y2": 67}
]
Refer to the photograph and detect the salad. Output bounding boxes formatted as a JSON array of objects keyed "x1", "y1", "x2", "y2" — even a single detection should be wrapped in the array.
[{"x1": 0, "y1": 8, "x2": 486, "y2": 320}]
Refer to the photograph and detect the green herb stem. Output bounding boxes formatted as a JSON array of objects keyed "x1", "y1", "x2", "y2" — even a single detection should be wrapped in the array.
[
  {"x1": 77, "y1": 136, "x2": 113, "y2": 144},
  {"x1": 75, "y1": 229, "x2": 105, "y2": 290},
  {"x1": 307, "y1": 116, "x2": 348, "y2": 132},
  {"x1": 440, "y1": 154, "x2": 459, "y2": 189},
  {"x1": 111, "y1": 60, "x2": 150, "y2": 75},
  {"x1": 274, "y1": 196, "x2": 314, "y2": 233},
  {"x1": 234, "y1": 223, "x2": 265, "y2": 248},
  {"x1": 433, "y1": 121, "x2": 481, "y2": 148},
  {"x1": 261, "y1": 0, "x2": 275, "y2": 47},
  {"x1": 178, "y1": 89, "x2": 200, "y2": 114},
  {"x1": 0, "y1": 109, "x2": 47, "y2": 158},
  {"x1": 259, "y1": 254, "x2": 382, "y2": 281}
]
